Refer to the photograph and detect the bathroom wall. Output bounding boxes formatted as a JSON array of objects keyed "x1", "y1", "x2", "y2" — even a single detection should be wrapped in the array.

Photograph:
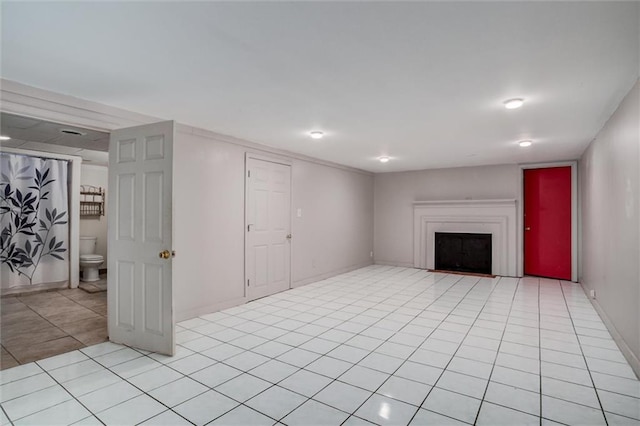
[
  {"x1": 79, "y1": 164, "x2": 108, "y2": 267},
  {"x1": 172, "y1": 126, "x2": 374, "y2": 321},
  {"x1": 373, "y1": 164, "x2": 521, "y2": 266},
  {"x1": 579, "y1": 79, "x2": 640, "y2": 375}
]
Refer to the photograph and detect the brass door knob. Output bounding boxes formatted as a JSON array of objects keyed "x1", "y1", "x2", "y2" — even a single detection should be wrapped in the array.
[{"x1": 159, "y1": 250, "x2": 171, "y2": 259}]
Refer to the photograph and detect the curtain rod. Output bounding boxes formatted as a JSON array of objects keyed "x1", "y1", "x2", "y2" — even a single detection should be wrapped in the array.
[{"x1": 0, "y1": 150, "x2": 72, "y2": 163}]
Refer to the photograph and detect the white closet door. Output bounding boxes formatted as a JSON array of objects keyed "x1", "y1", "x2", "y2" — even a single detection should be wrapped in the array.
[{"x1": 246, "y1": 157, "x2": 291, "y2": 301}]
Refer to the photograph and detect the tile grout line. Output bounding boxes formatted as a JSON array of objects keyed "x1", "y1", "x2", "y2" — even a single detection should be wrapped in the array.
[
  {"x1": 84, "y1": 347, "x2": 197, "y2": 426},
  {"x1": 214, "y1": 269, "x2": 462, "y2": 424},
  {"x1": 471, "y1": 276, "x2": 523, "y2": 425},
  {"x1": 404, "y1": 275, "x2": 506, "y2": 425},
  {"x1": 118, "y1": 267, "x2": 443, "y2": 425},
  {"x1": 558, "y1": 279, "x2": 610, "y2": 425},
  {"x1": 538, "y1": 277, "x2": 543, "y2": 426},
  {"x1": 221, "y1": 269, "x2": 456, "y2": 424},
  {"x1": 212, "y1": 267, "x2": 443, "y2": 424},
  {"x1": 20, "y1": 361, "x2": 107, "y2": 425},
  {"x1": 3, "y1": 266, "x2": 638, "y2": 425},
  {"x1": 333, "y1": 274, "x2": 490, "y2": 424}
]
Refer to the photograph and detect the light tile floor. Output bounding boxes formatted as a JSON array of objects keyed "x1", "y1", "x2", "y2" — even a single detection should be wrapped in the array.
[{"x1": 1, "y1": 265, "x2": 639, "y2": 425}]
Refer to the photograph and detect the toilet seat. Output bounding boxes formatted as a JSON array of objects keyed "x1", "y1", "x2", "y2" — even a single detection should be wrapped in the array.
[{"x1": 80, "y1": 254, "x2": 104, "y2": 262}]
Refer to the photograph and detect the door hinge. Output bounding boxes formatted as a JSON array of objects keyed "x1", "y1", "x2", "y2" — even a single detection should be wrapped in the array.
[
  {"x1": 247, "y1": 279, "x2": 250, "y2": 287},
  {"x1": 247, "y1": 170, "x2": 251, "y2": 178},
  {"x1": 247, "y1": 224, "x2": 251, "y2": 232}
]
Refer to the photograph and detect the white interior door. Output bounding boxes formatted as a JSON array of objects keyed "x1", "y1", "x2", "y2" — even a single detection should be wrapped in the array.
[
  {"x1": 108, "y1": 121, "x2": 174, "y2": 355},
  {"x1": 246, "y1": 157, "x2": 291, "y2": 301}
]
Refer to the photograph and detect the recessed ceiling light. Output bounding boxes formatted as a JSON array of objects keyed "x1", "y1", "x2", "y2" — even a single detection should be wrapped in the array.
[
  {"x1": 504, "y1": 98, "x2": 524, "y2": 109},
  {"x1": 0, "y1": 135, "x2": 11, "y2": 141},
  {"x1": 378, "y1": 156, "x2": 390, "y2": 163},
  {"x1": 309, "y1": 131, "x2": 324, "y2": 139},
  {"x1": 519, "y1": 140, "x2": 532, "y2": 147}
]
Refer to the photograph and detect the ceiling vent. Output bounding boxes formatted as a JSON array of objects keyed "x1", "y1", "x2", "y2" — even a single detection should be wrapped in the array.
[{"x1": 60, "y1": 129, "x2": 86, "y2": 136}]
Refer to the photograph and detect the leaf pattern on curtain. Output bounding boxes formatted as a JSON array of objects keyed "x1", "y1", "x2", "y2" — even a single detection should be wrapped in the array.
[{"x1": 0, "y1": 154, "x2": 68, "y2": 285}]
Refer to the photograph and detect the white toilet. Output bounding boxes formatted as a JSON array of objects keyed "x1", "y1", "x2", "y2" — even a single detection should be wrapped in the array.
[{"x1": 79, "y1": 236, "x2": 104, "y2": 282}]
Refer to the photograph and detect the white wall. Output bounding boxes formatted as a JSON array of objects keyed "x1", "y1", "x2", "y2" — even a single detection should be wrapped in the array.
[
  {"x1": 292, "y1": 160, "x2": 374, "y2": 287},
  {"x1": 374, "y1": 164, "x2": 521, "y2": 266},
  {"x1": 79, "y1": 164, "x2": 108, "y2": 267},
  {"x1": 172, "y1": 128, "x2": 374, "y2": 321},
  {"x1": 579, "y1": 79, "x2": 640, "y2": 374}
]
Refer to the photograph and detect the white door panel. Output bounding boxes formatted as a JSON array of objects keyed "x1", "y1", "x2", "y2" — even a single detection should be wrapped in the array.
[
  {"x1": 246, "y1": 157, "x2": 291, "y2": 301},
  {"x1": 108, "y1": 121, "x2": 174, "y2": 355}
]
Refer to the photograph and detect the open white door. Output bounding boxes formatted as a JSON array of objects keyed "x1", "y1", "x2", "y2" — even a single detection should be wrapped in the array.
[
  {"x1": 246, "y1": 156, "x2": 291, "y2": 301},
  {"x1": 107, "y1": 121, "x2": 174, "y2": 355}
]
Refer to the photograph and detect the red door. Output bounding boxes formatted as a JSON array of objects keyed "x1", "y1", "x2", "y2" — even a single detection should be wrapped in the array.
[{"x1": 524, "y1": 167, "x2": 572, "y2": 280}]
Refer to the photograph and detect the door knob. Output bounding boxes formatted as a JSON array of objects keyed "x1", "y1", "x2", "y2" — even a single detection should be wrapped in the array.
[
  {"x1": 525, "y1": 227, "x2": 531, "y2": 231},
  {"x1": 159, "y1": 250, "x2": 172, "y2": 259},
  {"x1": 286, "y1": 234, "x2": 292, "y2": 240}
]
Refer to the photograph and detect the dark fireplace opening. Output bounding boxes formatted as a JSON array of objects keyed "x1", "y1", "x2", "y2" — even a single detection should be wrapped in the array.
[{"x1": 435, "y1": 232, "x2": 492, "y2": 274}]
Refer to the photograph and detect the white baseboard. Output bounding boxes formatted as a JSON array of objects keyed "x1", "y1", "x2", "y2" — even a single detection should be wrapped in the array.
[
  {"x1": 175, "y1": 262, "x2": 374, "y2": 322},
  {"x1": 373, "y1": 260, "x2": 415, "y2": 268},
  {"x1": 175, "y1": 296, "x2": 247, "y2": 323},
  {"x1": 291, "y1": 261, "x2": 374, "y2": 289},
  {"x1": 580, "y1": 284, "x2": 640, "y2": 379}
]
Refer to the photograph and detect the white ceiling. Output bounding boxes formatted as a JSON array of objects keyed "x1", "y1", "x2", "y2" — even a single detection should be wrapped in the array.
[
  {"x1": 1, "y1": 2, "x2": 638, "y2": 172},
  {"x1": 0, "y1": 113, "x2": 109, "y2": 165}
]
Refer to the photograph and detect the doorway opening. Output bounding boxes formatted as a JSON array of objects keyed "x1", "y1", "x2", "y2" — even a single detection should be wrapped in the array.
[{"x1": 0, "y1": 112, "x2": 110, "y2": 369}]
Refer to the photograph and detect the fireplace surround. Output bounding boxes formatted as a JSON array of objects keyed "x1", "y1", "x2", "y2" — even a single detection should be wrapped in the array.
[{"x1": 413, "y1": 199, "x2": 517, "y2": 276}]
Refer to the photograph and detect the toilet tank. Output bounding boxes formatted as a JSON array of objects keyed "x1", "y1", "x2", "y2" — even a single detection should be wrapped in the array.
[{"x1": 79, "y1": 236, "x2": 97, "y2": 255}]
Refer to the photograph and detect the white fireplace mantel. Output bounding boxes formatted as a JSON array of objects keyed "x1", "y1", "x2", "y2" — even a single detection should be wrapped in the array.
[{"x1": 413, "y1": 199, "x2": 517, "y2": 276}]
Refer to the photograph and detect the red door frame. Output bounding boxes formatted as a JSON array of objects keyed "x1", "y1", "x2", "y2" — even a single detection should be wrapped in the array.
[{"x1": 519, "y1": 162, "x2": 577, "y2": 282}]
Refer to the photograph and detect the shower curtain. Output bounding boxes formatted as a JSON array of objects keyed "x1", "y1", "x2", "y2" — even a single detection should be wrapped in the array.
[{"x1": 0, "y1": 153, "x2": 70, "y2": 288}]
